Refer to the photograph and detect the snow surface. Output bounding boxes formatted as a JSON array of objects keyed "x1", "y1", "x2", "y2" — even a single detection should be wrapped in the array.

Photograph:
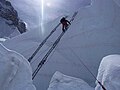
[
  {"x1": 47, "y1": 71, "x2": 94, "y2": 90},
  {"x1": 0, "y1": 44, "x2": 36, "y2": 90},
  {"x1": 2, "y1": 0, "x2": 120, "y2": 90},
  {"x1": 95, "y1": 55, "x2": 120, "y2": 90}
]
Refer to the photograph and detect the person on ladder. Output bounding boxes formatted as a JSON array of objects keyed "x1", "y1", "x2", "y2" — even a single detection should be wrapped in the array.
[{"x1": 60, "y1": 17, "x2": 71, "y2": 32}]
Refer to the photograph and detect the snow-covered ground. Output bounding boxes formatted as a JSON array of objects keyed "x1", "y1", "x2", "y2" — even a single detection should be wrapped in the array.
[
  {"x1": 1, "y1": 0, "x2": 120, "y2": 90},
  {"x1": 95, "y1": 55, "x2": 120, "y2": 90},
  {"x1": 47, "y1": 71, "x2": 94, "y2": 90},
  {"x1": 0, "y1": 44, "x2": 36, "y2": 90}
]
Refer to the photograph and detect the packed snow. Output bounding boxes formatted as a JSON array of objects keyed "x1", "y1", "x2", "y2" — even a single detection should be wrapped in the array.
[
  {"x1": 2, "y1": 0, "x2": 120, "y2": 90},
  {"x1": 95, "y1": 55, "x2": 120, "y2": 90},
  {"x1": 47, "y1": 71, "x2": 94, "y2": 90},
  {"x1": 0, "y1": 44, "x2": 36, "y2": 90}
]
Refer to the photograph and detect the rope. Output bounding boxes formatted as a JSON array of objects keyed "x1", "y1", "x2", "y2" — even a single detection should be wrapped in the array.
[
  {"x1": 57, "y1": 49, "x2": 81, "y2": 67},
  {"x1": 32, "y1": 32, "x2": 65, "y2": 80},
  {"x1": 70, "y1": 48, "x2": 106, "y2": 90},
  {"x1": 31, "y1": 46, "x2": 51, "y2": 64},
  {"x1": 31, "y1": 11, "x2": 106, "y2": 90},
  {"x1": 32, "y1": 44, "x2": 58, "y2": 79},
  {"x1": 45, "y1": 44, "x2": 59, "y2": 65},
  {"x1": 32, "y1": 11, "x2": 78, "y2": 79},
  {"x1": 28, "y1": 16, "x2": 68, "y2": 62}
]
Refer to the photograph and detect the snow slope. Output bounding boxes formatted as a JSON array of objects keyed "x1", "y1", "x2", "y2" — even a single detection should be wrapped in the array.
[
  {"x1": 95, "y1": 55, "x2": 120, "y2": 90},
  {"x1": 0, "y1": 44, "x2": 36, "y2": 90},
  {"x1": 47, "y1": 71, "x2": 94, "y2": 90},
  {"x1": 3, "y1": 0, "x2": 120, "y2": 90}
]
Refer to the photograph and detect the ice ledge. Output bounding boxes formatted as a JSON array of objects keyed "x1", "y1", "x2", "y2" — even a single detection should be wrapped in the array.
[{"x1": 48, "y1": 71, "x2": 94, "y2": 90}]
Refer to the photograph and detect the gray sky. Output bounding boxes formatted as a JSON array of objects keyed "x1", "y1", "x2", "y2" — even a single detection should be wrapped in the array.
[
  {"x1": 9, "y1": 0, "x2": 91, "y2": 29},
  {"x1": 43, "y1": 0, "x2": 91, "y2": 22}
]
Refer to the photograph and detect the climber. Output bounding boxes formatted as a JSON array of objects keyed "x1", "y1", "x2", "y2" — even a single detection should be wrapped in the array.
[{"x1": 60, "y1": 17, "x2": 71, "y2": 32}]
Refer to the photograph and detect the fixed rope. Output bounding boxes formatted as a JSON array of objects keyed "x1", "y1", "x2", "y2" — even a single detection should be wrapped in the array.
[
  {"x1": 31, "y1": 10, "x2": 106, "y2": 90},
  {"x1": 32, "y1": 11, "x2": 78, "y2": 80},
  {"x1": 70, "y1": 49, "x2": 106, "y2": 90},
  {"x1": 28, "y1": 16, "x2": 68, "y2": 62}
]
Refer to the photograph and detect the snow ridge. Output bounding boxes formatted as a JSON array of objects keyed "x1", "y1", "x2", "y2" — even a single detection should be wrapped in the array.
[{"x1": 0, "y1": 44, "x2": 36, "y2": 90}]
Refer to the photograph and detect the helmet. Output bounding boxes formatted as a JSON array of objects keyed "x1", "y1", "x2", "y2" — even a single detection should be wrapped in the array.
[{"x1": 60, "y1": 17, "x2": 66, "y2": 23}]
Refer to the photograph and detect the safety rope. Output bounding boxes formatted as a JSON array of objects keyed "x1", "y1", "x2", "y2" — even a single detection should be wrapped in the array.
[
  {"x1": 31, "y1": 46, "x2": 50, "y2": 64},
  {"x1": 32, "y1": 11, "x2": 78, "y2": 79},
  {"x1": 70, "y1": 48, "x2": 106, "y2": 90},
  {"x1": 28, "y1": 16, "x2": 68, "y2": 62},
  {"x1": 31, "y1": 11, "x2": 106, "y2": 90}
]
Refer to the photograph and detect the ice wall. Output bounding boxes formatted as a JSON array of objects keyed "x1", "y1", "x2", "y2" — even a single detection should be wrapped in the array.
[
  {"x1": 3, "y1": 0, "x2": 120, "y2": 90},
  {"x1": 0, "y1": 44, "x2": 36, "y2": 90},
  {"x1": 95, "y1": 55, "x2": 120, "y2": 90}
]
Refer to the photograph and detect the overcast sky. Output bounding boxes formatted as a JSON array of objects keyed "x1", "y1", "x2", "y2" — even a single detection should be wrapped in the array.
[
  {"x1": 9, "y1": 0, "x2": 91, "y2": 29},
  {"x1": 43, "y1": 0, "x2": 91, "y2": 22}
]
